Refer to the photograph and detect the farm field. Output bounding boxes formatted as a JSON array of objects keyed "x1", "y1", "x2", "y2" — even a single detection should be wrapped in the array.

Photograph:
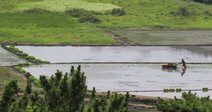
[
  {"x1": 15, "y1": 46, "x2": 212, "y2": 63},
  {"x1": 0, "y1": 46, "x2": 26, "y2": 66},
  {"x1": 22, "y1": 63, "x2": 212, "y2": 98},
  {"x1": 112, "y1": 29, "x2": 212, "y2": 45}
]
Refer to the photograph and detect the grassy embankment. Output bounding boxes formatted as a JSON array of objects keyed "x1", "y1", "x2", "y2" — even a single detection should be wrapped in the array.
[
  {"x1": 0, "y1": 0, "x2": 212, "y2": 45},
  {"x1": 0, "y1": 66, "x2": 26, "y2": 93}
]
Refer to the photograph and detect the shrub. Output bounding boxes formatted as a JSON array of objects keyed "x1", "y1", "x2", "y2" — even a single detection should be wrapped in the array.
[
  {"x1": 18, "y1": 69, "x2": 26, "y2": 73},
  {"x1": 14, "y1": 66, "x2": 26, "y2": 73},
  {"x1": 176, "y1": 88, "x2": 182, "y2": 92},
  {"x1": 153, "y1": 24, "x2": 166, "y2": 28},
  {"x1": 65, "y1": 9, "x2": 101, "y2": 23},
  {"x1": 20, "y1": 53, "x2": 28, "y2": 56},
  {"x1": 163, "y1": 89, "x2": 169, "y2": 93},
  {"x1": 13, "y1": 48, "x2": 19, "y2": 52},
  {"x1": 79, "y1": 14, "x2": 101, "y2": 23},
  {"x1": 28, "y1": 56, "x2": 35, "y2": 60},
  {"x1": 65, "y1": 9, "x2": 90, "y2": 17},
  {"x1": 170, "y1": 7, "x2": 192, "y2": 16},
  {"x1": 15, "y1": 66, "x2": 21, "y2": 71},
  {"x1": 157, "y1": 91, "x2": 212, "y2": 112},
  {"x1": 35, "y1": 59, "x2": 42, "y2": 63},
  {"x1": 203, "y1": 87, "x2": 208, "y2": 92},
  {"x1": 42, "y1": 61, "x2": 50, "y2": 64},
  {"x1": 169, "y1": 89, "x2": 175, "y2": 92},
  {"x1": 22, "y1": 8, "x2": 51, "y2": 14},
  {"x1": 9, "y1": 45, "x2": 15, "y2": 49},
  {"x1": 111, "y1": 8, "x2": 126, "y2": 16}
]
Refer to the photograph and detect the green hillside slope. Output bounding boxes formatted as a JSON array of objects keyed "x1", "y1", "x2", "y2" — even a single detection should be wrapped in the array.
[{"x1": 0, "y1": 0, "x2": 211, "y2": 45}]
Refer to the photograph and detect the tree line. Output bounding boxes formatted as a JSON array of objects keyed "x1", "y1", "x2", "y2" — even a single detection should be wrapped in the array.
[{"x1": 193, "y1": 0, "x2": 212, "y2": 4}]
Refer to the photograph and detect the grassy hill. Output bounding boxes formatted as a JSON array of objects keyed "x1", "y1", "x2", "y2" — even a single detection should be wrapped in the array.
[
  {"x1": 84, "y1": 0, "x2": 212, "y2": 28},
  {"x1": 0, "y1": 0, "x2": 211, "y2": 45}
]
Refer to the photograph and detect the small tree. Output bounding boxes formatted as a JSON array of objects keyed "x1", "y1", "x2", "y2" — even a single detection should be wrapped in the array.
[{"x1": 0, "y1": 80, "x2": 19, "y2": 112}]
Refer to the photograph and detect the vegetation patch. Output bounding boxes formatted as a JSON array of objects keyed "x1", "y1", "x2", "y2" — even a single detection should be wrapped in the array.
[
  {"x1": 29, "y1": 75, "x2": 41, "y2": 87},
  {"x1": 176, "y1": 88, "x2": 182, "y2": 92},
  {"x1": 170, "y1": 7, "x2": 193, "y2": 16},
  {"x1": 21, "y1": 8, "x2": 52, "y2": 14},
  {"x1": 65, "y1": 9, "x2": 101, "y2": 23},
  {"x1": 15, "y1": 66, "x2": 26, "y2": 73},
  {"x1": 157, "y1": 91, "x2": 212, "y2": 112},
  {"x1": 202, "y1": 87, "x2": 208, "y2": 92},
  {"x1": 15, "y1": 0, "x2": 119, "y2": 13}
]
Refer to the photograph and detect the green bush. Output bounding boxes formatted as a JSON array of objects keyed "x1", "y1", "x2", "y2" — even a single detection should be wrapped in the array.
[
  {"x1": 163, "y1": 89, "x2": 169, "y2": 93},
  {"x1": 65, "y1": 9, "x2": 90, "y2": 17},
  {"x1": 176, "y1": 88, "x2": 182, "y2": 92},
  {"x1": 18, "y1": 50, "x2": 23, "y2": 53},
  {"x1": 203, "y1": 87, "x2": 208, "y2": 92},
  {"x1": 111, "y1": 8, "x2": 126, "y2": 16},
  {"x1": 157, "y1": 91, "x2": 212, "y2": 112},
  {"x1": 18, "y1": 69, "x2": 26, "y2": 73},
  {"x1": 65, "y1": 9, "x2": 101, "y2": 23},
  {"x1": 169, "y1": 89, "x2": 175, "y2": 92},
  {"x1": 9, "y1": 45, "x2": 15, "y2": 49},
  {"x1": 20, "y1": 53, "x2": 28, "y2": 56},
  {"x1": 14, "y1": 66, "x2": 26, "y2": 73},
  {"x1": 28, "y1": 56, "x2": 35, "y2": 60},
  {"x1": 35, "y1": 59, "x2": 42, "y2": 63},
  {"x1": 13, "y1": 48, "x2": 19, "y2": 52},
  {"x1": 42, "y1": 61, "x2": 50, "y2": 64},
  {"x1": 14, "y1": 66, "x2": 21, "y2": 71}
]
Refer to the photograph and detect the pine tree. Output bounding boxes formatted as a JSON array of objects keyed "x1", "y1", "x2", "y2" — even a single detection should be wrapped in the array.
[{"x1": 0, "y1": 80, "x2": 19, "y2": 112}]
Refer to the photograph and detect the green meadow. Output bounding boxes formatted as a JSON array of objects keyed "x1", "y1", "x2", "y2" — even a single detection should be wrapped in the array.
[
  {"x1": 85, "y1": 0, "x2": 212, "y2": 28},
  {"x1": 0, "y1": 0, "x2": 212, "y2": 45}
]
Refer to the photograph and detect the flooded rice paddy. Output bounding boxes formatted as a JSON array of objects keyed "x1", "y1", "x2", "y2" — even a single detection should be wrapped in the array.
[
  {"x1": 0, "y1": 46, "x2": 27, "y2": 66},
  {"x1": 15, "y1": 46, "x2": 212, "y2": 63},
  {"x1": 112, "y1": 29, "x2": 212, "y2": 45},
  {"x1": 22, "y1": 64, "x2": 212, "y2": 98}
]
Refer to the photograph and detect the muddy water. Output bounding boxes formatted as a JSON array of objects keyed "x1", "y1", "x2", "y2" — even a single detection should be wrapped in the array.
[
  {"x1": 112, "y1": 29, "x2": 212, "y2": 45},
  {"x1": 0, "y1": 46, "x2": 27, "y2": 66},
  {"x1": 22, "y1": 64, "x2": 212, "y2": 98},
  {"x1": 16, "y1": 46, "x2": 212, "y2": 63}
]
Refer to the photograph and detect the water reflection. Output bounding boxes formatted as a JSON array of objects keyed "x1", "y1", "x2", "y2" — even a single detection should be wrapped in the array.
[{"x1": 162, "y1": 67, "x2": 187, "y2": 76}]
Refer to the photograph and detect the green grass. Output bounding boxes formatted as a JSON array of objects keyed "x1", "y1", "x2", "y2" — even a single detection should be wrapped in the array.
[
  {"x1": 0, "y1": 13, "x2": 117, "y2": 45},
  {"x1": 83, "y1": 0, "x2": 212, "y2": 28},
  {"x1": 14, "y1": 0, "x2": 119, "y2": 13}
]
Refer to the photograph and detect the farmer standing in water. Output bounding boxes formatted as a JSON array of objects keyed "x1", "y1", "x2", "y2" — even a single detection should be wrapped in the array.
[{"x1": 180, "y1": 59, "x2": 186, "y2": 69}]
